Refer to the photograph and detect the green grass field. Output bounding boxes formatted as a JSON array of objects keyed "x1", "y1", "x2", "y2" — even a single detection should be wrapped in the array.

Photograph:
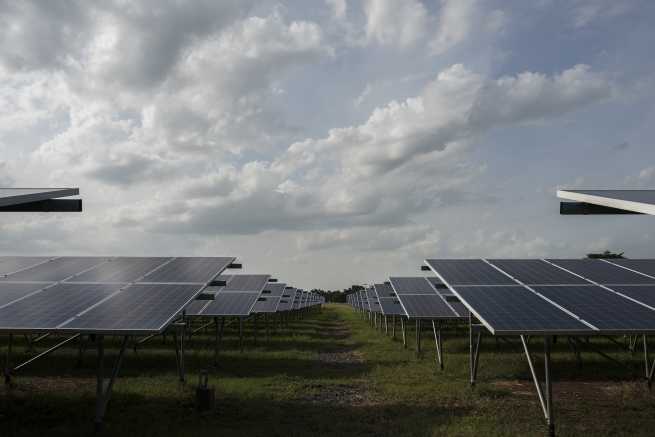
[{"x1": 1, "y1": 303, "x2": 655, "y2": 436}]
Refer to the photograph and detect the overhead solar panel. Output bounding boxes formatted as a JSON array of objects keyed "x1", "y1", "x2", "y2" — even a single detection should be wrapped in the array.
[
  {"x1": 607, "y1": 259, "x2": 655, "y2": 278},
  {"x1": 487, "y1": 259, "x2": 589, "y2": 285},
  {"x1": 253, "y1": 296, "x2": 281, "y2": 313},
  {"x1": 425, "y1": 259, "x2": 517, "y2": 286},
  {"x1": 69, "y1": 257, "x2": 172, "y2": 283},
  {"x1": 62, "y1": 283, "x2": 203, "y2": 333},
  {"x1": 261, "y1": 283, "x2": 286, "y2": 297},
  {"x1": 441, "y1": 294, "x2": 469, "y2": 316},
  {"x1": 0, "y1": 257, "x2": 52, "y2": 276},
  {"x1": 451, "y1": 285, "x2": 593, "y2": 335},
  {"x1": 532, "y1": 285, "x2": 655, "y2": 332},
  {"x1": 557, "y1": 189, "x2": 655, "y2": 215},
  {"x1": 0, "y1": 282, "x2": 54, "y2": 307},
  {"x1": 138, "y1": 257, "x2": 234, "y2": 283},
  {"x1": 0, "y1": 257, "x2": 109, "y2": 282},
  {"x1": 389, "y1": 277, "x2": 438, "y2": 294},
  {"x1": 547, "y1": 259, "x2": 654, "y2": 284},
  {"x1": 0, "y1": 188, "x2": 79, "y2": 207},
  {"x1": 184, "y1": 299, "x2": 210, "y2": 315}
]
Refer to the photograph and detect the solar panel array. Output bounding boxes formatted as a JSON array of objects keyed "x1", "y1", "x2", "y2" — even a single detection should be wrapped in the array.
[
  {"x1": 389, "y1": 277, "x2": 464, "y2": 319},
  {"x1": 0, "y1": 256, "x2": 235, "y2": 334},
  {"x1": 425, "y1": 258, "x2": 655, "y2": 335}
]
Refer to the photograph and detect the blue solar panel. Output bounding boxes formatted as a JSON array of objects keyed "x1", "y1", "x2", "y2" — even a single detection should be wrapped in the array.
[
  {"x1": 532, "y1": 285, "x2": 655, "y2": 331},
  {"x1": 252, "y1": 296, "x2": 281, "y2": 313},
  {"x1": 602, "y1": 285, "x2": 655, "y2": 310},
  {"x1": 222, "y1": 274, "x2": 270, "y2": 292},
  {"x1": 377, "y1": 298, "x2": 406, "y2": 316},
  {"x1": 389, "y1": 277, "x2": 438, "y2": 294},
  {"x1": 488, "y1": 259, "x2": 589, "y2": 285},
  {"x1": 0, "y1": 283, "x2": 51, "y2": 307},
  {"x1": 373, "y1": 283, "x2": 396, "y2": 298},
  {"x1": 609, "y1": 260, "x2": 655, "y2": 278},
  {"x1": 61, "y1": 284, "x2": 203, "y2": 333},
  {"x1": 200, "y1": 293, "x2": 259, "y2": 316},
  {"x1": 1, "y1": 257, "x2": 108, "y2": 282},
  {"x1": 547, "y1": 259, "x2": 655, "y2": 284},
  {"x1": 452, "y1": 285, "x2": 593, "y2": 335},
  {"x1": 138, "y1": 257, "x2": 234, "y2": 283},
  {"x1": 69, "y1": 257, "x2": 171, "y2": 283},
  {"x1": 0, "y1": 257, "x2": 51, "y2": 276},
  {"x1": 426, "y1": 259, "x2": 517, "y2": 285},
  {"x1": 398, "y1": 294, "x2": 459, "y2": 318},
  {"x1": 0, "y1": 283, "x2": 121, "y2": 331}
]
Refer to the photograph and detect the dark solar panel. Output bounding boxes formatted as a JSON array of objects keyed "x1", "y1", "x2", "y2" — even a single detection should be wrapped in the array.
[
  {"x1": 0, "y1": 257, "x2": 51, "y2": 276},
  {"x1": 425, "y1": 259, "x2": 517, "y2": 285},
  {"x1": 252, "y1": 297, "x2": 281, "y2": 313},
  {"x1": 398, "y1": 294, "x2": 459, "y2": 318},
  {"x1": 222, "y1": 274, "x2": 270, "y2": 292},
  {"x1": 609, "y1": 260, "x2": 655, "y2": 278},
  {"x1": 139, "y1": 257, "x2": 234, "y2": 283},
  {"x1": 533, "y1": 285, "x2": 655, "y2": 332},
  {"x1": 69, "y1": 257, "x2": 171, "y2": 283},
  {"x1": 378, "y1": 298, "x2": 406, "y2": 316},
  {"x1": 389, "y1": 277, "x2": 438, "y2": 294},
  {"x1": 488, "y1": 259, "x2": 589, "y2": 285},
  {"x1": 202, "y1": 293, "x2": 259, "y2": 316},
  {"x1": 453, "y1": 285, "x2": 593, "y2": 335},
  {"x1": 262, "y1": 283, "x2": 286, "y2": 297},
  {"x1": 184, "y1": 299, "x2": 209, "y2": 316},
  {"x1": 609, "y1": 285, "x2": 655, "y2": 309},
  {"x1": 62, "y1": 284, "x2": 202, "y2": 333},
  {"x1": 442, "y1": 294, "x2": 469, "y2": 317},
  {"x1": 547, "y1": 259, "x2": 654, "y2": 284},
  {"x1": 0, "y1": 282, "x2": 55, "y2": 307},
  {"x1": 373, "y1": 283, "x2": 395, "y2": 298},
  {"x1": 0, "y1": 284, "x2": 120, "y2": 331},
  {"x1": 1, "y1": 257, "x2": 108, "y2": 282}
]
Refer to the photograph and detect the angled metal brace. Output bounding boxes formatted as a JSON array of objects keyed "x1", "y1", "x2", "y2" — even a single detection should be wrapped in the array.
[
  {"x1": 94, "y1": 335, "x2": 129, "y2": 431},
  {"x1": 432, "y1": 320, "x2": 443, "y2": 370},
  {"x1": 401, "y1": 317, "x2": 407, "y2": 349},
  {"x1": 520, "y1": 335, "x2": 555, "y2": 437},
  {"x1": 469, "y1": 314, "x2": 482, "y2": 386},
  {"x1": 9, "y1": 334, "x2": 81, "y2": 380},
  {"x1": 643, "y1": 335, "x2": 655, "y2": 389},
  {"x1": 416, "y1": 319, "x2": 422, "y2": 355}
]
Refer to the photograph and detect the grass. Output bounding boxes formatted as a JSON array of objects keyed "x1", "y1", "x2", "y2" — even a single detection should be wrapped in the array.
[{"x1": 1, "y1": 303, "x2": 655, "y2": 436}]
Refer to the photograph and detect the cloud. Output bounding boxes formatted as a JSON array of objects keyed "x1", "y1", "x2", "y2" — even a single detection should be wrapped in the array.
[
  {"x1": 625, "y1": 167, "x2": 655, "y2": 187},
  {"x1": 326, "y1": 0, "x2": 347, "y2": 19},
  {"x1": 363, "y1": 0, "x2": 428, "y2": 48}
]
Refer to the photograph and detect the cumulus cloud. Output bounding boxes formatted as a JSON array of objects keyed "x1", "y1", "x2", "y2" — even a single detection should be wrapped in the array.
[{"x1": 363, "y1": 0, "x2": 428, "y2": 47}]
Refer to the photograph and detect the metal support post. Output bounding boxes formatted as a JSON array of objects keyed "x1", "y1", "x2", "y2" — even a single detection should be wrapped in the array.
[
  {"x1": 384, "y1": 316, "x2": 388, "y2": 335},
  {"x1": 416, "y1": 319, "x2": 421, "y2": 354},
  {"x1": 401, "y1": 317, "x2": 407, "y2": 348},
  {"x1": 392, "y1": 315, "x2": 396, "y2": 339},
  {"x1": 643, "y1": 335, "x2": 655, "y2": 388},
  {"x1": 469, "y1": 313, "x2": 481, "y2": 386},
  {"x1": 520, "y1": 335, "x2": 555, "y2": 436},
  {"x1": 4, "y1": 334, "x2": 13, "y2": 384},
  {"x1": 239, "y1": 317, "x2": 244, "y2": 353}
]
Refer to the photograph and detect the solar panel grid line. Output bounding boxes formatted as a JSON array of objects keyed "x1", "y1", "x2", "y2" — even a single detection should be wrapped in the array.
[
  {"x1": 481, "y1": 259, "x2": 600, "y2": 331},
  {"x1": 601, "y1": 259, "x2": 655, "y2": 281},
  {"x1": 541, "y1": 259, "x2": 655, "y2": 313},
  {"x1": 390, "y1": 276, "x2": 461, "y2": 318},
  {"x1": 0, "y1": 256, "x2": 58, "y2": 277},
  {"x1": 425, "y1": 276, "x2": 462, "y2": 317},
  {"x1": 65, "y1": 257, "x2": 182, "y2": 321},
  {"x1": 0, "y1": 258, "x2": 113, "y2": 311},
  {"x1": 547, "y1": 258, "x2": 655, "y2": 285}
]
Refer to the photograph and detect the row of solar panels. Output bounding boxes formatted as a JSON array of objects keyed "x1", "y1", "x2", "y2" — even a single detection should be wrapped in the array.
[
  {"x1": 349, "y1": 258, "x2": 655, "y2": 336},
  {"x1": 0, "y1": 256, "x2": 323, "y2": 335}
]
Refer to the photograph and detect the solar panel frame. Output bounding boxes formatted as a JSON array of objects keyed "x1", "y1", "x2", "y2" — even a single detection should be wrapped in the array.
[
  {"x1": 389, "y1": 277, "x2": 461, "y2": 319},
  {"x1": 546, "y1": 259, "x2": 655, "y2": 285},
  {"x1": 425, "y1": 259, "x2": 517, "y2": 286},
  {"x1": 0, "y1": 188, "x2": 79, "y2": 207},
  {"x1": 557, "y1": 189, "x2": 655, "y2": 215},
  {"x1": 487, "y1": 259, "x2": 590, "y2": 285}
]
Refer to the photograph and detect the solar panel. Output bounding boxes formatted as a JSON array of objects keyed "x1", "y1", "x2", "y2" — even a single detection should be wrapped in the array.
[
  {"x1": 608, "y1": 259, "x2": 655, "y2": 278},
  {"x1": 609, "y1": 285, "x2": 655, "y2": 309},
  {"x1": 547, "y1": 259, "x2": 654, "y2": 284},
  {"x1": 0, "y1": 257, "x2": 52, "y2": 276},
  {"x1": 261, "y1": 283, "x2": 286, "y2": 297},
  {"x1": 557, "y1": 189, "x2": 655, "y2": 215},
  {"x1": 0, "y1": 283, "x2": 121, "y2": 331},
  {"x1": 201, "y1": 293, "x2": 259, "y2": 316},
  {"x1": 452, "y1": 285, "x2": 593, "y2": 335},
  {"x1": 441, "y1": 294, "x2": 469, "y2": 316},
  {"x1": 389, "y1": 277, "x2": 438, "y2": 294},
  {"x1": 425, "y1": 259, "x2": 517, "y2": 286},
  {"x1": 69, "y1": 257, "x2": 172, "y2": 283},
  {"x1": 222, "y1": 274, "x2": 270, "y2": 292},
  {"x1": 373, "y1": 283, "x2": 395, "y2": 298},
  {"x1": 1, "y1": 257, "x2": 109, "y2": 282},
  {"x1": 377, "y1": 298, "x2": 406, "y2": 316},
  {"x1": 0, "y1": 188, "x2": 79, "y2": 207},
  {"x1": 532, "y1": 286, "x2": 655, "y2": 332},
  {"x1": 488, "y1": 259, "x2": 589, "y2": 285},
  {"x1": 62, "y1": 284, "x2": 202, "y2": 333},
  {"x1": 0, "y1": 282, "x2": 54, "y2": 307},
  {"x1": 138, "y1": 257, "x2": 234, "y2": 283},
  {"x1": 252, "y1": 296, "x2": 281, "y2": 313},
  {"x1": 397, "y1": 294, "x2": 458, "y2": 318},
  {"x1": 276, "y1": 288, "x2": 296, "y2": 311}
]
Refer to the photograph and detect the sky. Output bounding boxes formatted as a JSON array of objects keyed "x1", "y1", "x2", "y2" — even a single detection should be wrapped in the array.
[{"x1": 1, "y1": 0, "x2": 654, "y2": 290}]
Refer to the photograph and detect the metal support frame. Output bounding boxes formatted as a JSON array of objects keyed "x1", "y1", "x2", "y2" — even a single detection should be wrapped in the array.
[
  {"x1": 94, "y1": 335, "x2": 129, "y2": 431},
  {"x1": 172, "y1": 319, "x2": 186, "y2": 383},
  {"x1": 253, "y1": 314, "x2": 258, "y2": 346},
  {"x1": 432, "y1": 320, "x2": 443, "y2": 370},
  {"x1": 520, "y1": 335, "x2": 555, "y2": 437},
  {"x1": 643, "y1": 335, "x2": 655, "y2": 388},
  {"x1": 401, "y1": 317, "x2": 407, "y2": 348},
  {"x1": 468, "y1": 313, "x2": 482, "y2": 386},
  {"x1": 5, "y1": 333, "x2": 81, "y2": 383},
  {"x1": 239, "y1": 317, "x2": 244, "y2": 353},
  {"x1": 4, "y1": 334, "x2": 13, "y2": 384},
  {"x1": 384, "y1": 316, "x2": 388, "y2": 335},
  {"x1": 392, "y1": 315, "x2": 396, "y2": 339},
  {"x1": 415, "y1": 319, "x2": 422, "y2": 355}
]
